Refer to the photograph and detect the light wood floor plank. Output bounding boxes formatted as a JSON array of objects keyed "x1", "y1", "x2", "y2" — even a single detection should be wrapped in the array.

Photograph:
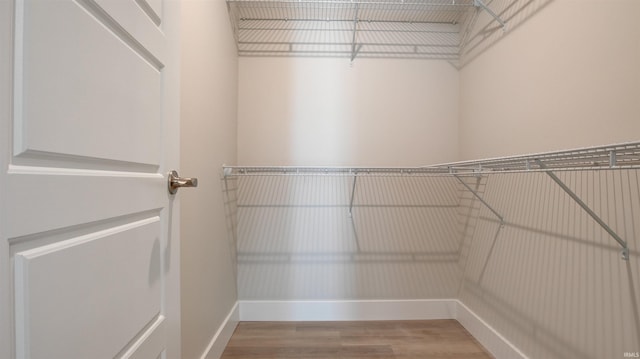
[{"x1": 221, "y1": 320, "x2": 494, "y2": 358}]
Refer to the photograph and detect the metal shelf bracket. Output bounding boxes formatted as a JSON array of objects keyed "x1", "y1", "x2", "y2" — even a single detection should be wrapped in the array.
[
  {"x1": 454, "y1": 175, "x2": 505, "y2": 226},
  {"x1": 350, "y1": 4, "x2": 360, "y2": 62},
  {"x1": 535, "y1": 160, "x2": 630, "y2": 261},
  {"x1": 349, "y1": 171, "x2": 358, "y2": 217},
  {"x1": 474, "y1": 0, "x2": 506, "y2": 30}
]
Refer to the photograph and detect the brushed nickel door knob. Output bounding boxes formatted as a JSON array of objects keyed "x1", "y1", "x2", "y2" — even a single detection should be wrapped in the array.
[{"x1": 168, "y1": 170, "x2": 198, "y2": 194}]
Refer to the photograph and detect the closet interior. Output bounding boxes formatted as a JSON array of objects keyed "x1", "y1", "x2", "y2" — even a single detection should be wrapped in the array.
[
  {"x1": 179, "y1": 1, "x2": 640, "y2": 358},
  {"x1": 221, "y1": 143, "x2": 640, "y2": 358}
]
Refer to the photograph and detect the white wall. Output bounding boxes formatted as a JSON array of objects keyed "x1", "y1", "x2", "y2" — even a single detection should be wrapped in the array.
[
  {"x1": 235, "y1": 175, "x2": 463, "y2": 300},
  {"x1": 457, "y1": 171, "x2": 640, "y2": 359},
  {"x1": 180, "y1": 1, "x2": 238, "y2": 358},
  {"x1": 459, "y1": 0, "x2": 640, "y2": 160},
  {"x1": 234, "y1": 57, "x2": 462, "y2": 302},
  {"x1": 238, "y1": 57, "x2": 459, "y2": 166},
  {"x1": 457, "y1": 1, "x2": 640, "y2": 358}
]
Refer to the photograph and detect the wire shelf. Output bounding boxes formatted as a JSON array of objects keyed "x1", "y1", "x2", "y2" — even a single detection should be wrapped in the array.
[
  {"x1": 223, "y1": 141, "x2": 640, "y2": 177},
  {"x1": 227, "y1": 0, "x2": 477, "y2": 60},
  {"x1": 224, "y1": 141, "x2": 640, "y2": 260},
  {"x1": 428, "y1": 141, "x2": 640, "y2": 174}
]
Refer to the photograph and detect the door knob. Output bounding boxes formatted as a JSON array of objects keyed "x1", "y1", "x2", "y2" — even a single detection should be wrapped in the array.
[{"x1": 168, "y1": 170, "x2": 198, "y2": 194}]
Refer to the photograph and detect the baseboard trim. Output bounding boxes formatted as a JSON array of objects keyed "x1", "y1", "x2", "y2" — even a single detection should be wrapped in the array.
[
  {"x1": 239, "y1": 299, "x2": 456, "y2": 321},
  {"x1": 238, "y1": 299, "x2": 527, "y2": 359},
  {"x1": 455, "y1": 300, "x2": 529, "y2": 359},
  {"x1": 201, "y1": 302, "x2": 239, "y2": 359}
]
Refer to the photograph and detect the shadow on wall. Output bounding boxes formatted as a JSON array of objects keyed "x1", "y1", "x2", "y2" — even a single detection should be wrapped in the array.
[
  {"x1": 458, "y1": 170, "x2": 640, "y2": 359},
  {"x1": 227, "y1": 175, "x2": 463, "y2": 300},
  {"x1": 460, "y1": 0, "x2": 555, "y2": 66}
]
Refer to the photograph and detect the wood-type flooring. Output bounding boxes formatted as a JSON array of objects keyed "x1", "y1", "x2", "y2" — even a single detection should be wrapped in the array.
[{"x1": 220, "y1": 320, "x2": 494, "y2": 358}]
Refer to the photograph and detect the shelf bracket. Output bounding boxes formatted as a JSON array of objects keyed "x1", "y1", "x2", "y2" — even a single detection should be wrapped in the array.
[
  {"x1": 610, "y1": 150, "x2": 617, "y2": 167},
  {"x1": 474, "y1": 0, "x2": 506, "y2": 29},
  {"x1": 349, "y1": 172, "x2": 358, "y2": 217},
  {"x1": 535, "y1": 160, "x2": 629, "y2": 260},
  {"x1": 350, "y1": 3, "x2": 360, "y2": 62},
  {"x1": 455, "y1": 175, "x2": 504, "y2": 225}
]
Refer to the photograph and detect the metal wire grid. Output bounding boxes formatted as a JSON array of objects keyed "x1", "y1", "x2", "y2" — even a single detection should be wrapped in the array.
[
  {"x1": 432, "y1": 141, "x2": 640, "y2": 174},
  {"x1": 223, "y1": 141, "x2": 640, "y2": 177},
  {"x1": 459, "y1": 0, "x2": 552, "y2": 65},
  {"x1": 227, "y1": 0, "x2": 476, "y2": 59}
]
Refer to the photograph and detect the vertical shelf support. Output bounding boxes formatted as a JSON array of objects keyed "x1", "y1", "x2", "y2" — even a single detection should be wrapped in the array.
[
  {"x1": 610, "y1": 150, "x2": 617, "y2": 167},
  {"x1": 535, "y1": 160, "x2": 630, "y2": 260},
  {"x1": 474, "y1": 0, "x2": 506, "y2": 29},
  {"x1": 347, "y1": 170, "x2": 361, "y2": 251},
  {"x1": 455, "y1": 175, "x2": 504, "y2": 225},
  {"x1": 349, "y1": 172, "x2": 358, "y2": 217},
  {"x1": 350, "y1": 3, "x2": 360, "y2": 62}
]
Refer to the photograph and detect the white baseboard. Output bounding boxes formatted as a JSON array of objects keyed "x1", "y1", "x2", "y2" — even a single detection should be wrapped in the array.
[
  {"x1": 455, "y1": 300, "x2": 529, "y2": 359},
  {"x1": 239, "y1": 299, "x2": 456, "y2": 321},
  {"x1": 201, "y1": 302, "x2": 239, "y2": 359},
  {"x1": 238, "y1": 299, "x2": 526, "y2": 359}
]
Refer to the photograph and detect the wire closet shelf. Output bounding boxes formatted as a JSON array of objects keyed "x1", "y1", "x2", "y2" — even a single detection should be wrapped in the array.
[
  {"x1": 223, "y1": 141, "x2": 640, "y2": 177},
  {"x1": 224, "y1": 141, "x2": 640, "y2": 261},
  {"x1": 225, "y1": 0, "x2": 503, "y2": 61}
]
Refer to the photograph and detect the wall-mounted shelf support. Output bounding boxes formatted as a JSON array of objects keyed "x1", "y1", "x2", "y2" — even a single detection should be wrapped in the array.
[
  {"x1": 610, "y1": 150, "x2": 617, "y2": 167},
  {"x1": 349, "y1": 172, "x2": 358, "y2": 217},
  {"x1": 350, "y1": 4, "x2": 360, "y2": 62},
  {"x1": 535, "y1": 160, "x2": 629, "y2": 260},
  {"x1": 474, "y1": 0, "x2": 506, "y2": 29},
  {"x1": 454, "y1": 175, "x2": 504, "y2": 225}
]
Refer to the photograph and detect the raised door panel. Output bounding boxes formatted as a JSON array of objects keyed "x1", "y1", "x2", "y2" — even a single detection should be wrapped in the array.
[
  {"x1": 5, "y1": 169, "x2": 164, "y2": 239},
  {"x1": 143, "y1": 0, "x2": 162, "y2": 21},
  {"x1": 91, "y1": 0, "x2": 165, "y2": 61},
  {"x1": 14, "y1": 218, "x2": 164, "y2": 359},
  {"x1": 16, "y1": 0, "x2": 163, "y2": 165}
]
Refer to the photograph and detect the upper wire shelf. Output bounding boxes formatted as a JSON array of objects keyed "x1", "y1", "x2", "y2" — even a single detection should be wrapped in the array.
[
  {"x1": 226, "y1": 0, "x2": 480, "y2": 61},
  {"x1": 223, "y1": 141, "x2": 640, "y2": 177}
]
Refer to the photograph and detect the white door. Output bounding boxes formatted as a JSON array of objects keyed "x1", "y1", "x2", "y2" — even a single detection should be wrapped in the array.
[{"x1": 0, "y1": 1, "x2": 182, "y2": 358}]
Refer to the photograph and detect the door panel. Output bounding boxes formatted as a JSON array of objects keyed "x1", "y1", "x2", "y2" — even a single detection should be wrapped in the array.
[
  {"x1": 14, "y1": 218, "x2": 163, "y2": 359},
  {"x1": 140, "y1": 0, "x2": 162, "y2": 21},
  {"x1": 1, "y1": 0, "x2": 181, "y2": 358},
  {"x1": 17, "y1": 0, "x2": 162, "y2": 165},
  {"x1": 5, "y1": 169, "x2": 164, "y2": 238},
  {"x1": 91, "y1": 0, "x2": 166, "y2": 62}
]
